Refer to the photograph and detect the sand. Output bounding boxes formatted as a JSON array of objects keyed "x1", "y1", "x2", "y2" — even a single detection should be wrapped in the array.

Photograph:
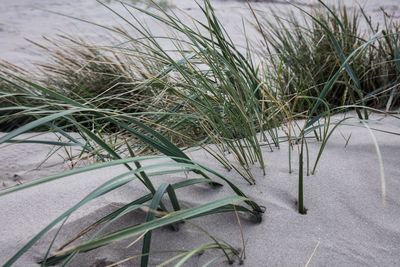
[
  {"x1": 1, "y1": 0, "x2": 400, "y2": 266},
  {"x1": 1, "y1": 0, "x2": 400, "y2": 66},
  {"x1": 0, "y1": 113, "x2": 399, "y2": 266}
]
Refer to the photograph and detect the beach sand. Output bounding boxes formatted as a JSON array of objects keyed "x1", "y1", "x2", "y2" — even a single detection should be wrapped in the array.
[
  {"x1": 1, "y1": 0, "x2": 399, "y2": 66},
  {"x1": 0, "y1": 114, "x2": 399, "y2": 266},
  {"x1": 1, "y1": 0, "x2": 400, "y2": 266}
]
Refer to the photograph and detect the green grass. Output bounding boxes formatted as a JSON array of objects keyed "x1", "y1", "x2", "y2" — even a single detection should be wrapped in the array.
[
  {"x1": 257, "y1": 2, "x2": 400, "y2": 113},
  {"x1": 0, "y1": 0, "x2": 399, "y2": 265},
  {"x1": 250, "y1": 0, "x2": 399, "y2": 213},
  {"x1": 0, "y1": 75, "x2": 263, "y2": 266},
  {"x1": 95, "y1": 0, "x2": 284, "y2": 183}
]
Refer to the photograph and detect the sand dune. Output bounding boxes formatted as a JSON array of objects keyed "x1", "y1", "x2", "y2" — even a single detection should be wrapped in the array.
[
  {"x1": 1, "y1": 0, "x2": 399, "y2": 66},
  {"x1": 0, "y1": 114, "x2": 399, "y2": 266},
  {"x1": 1, "y1": 0, "x2": 400, "y2": 266}
]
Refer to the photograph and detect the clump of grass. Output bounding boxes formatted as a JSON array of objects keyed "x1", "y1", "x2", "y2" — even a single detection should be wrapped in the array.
[
  {"x1": 2, "y1": 1, "x2": 399, "y2": 266},
  {"x1": 0, "y1": 75, "x2": 264, "y2": 266},
  {"x1": 100, "y1": 0, "x2": 284, "y2": 183},
  {"x1": 1, "y1": 0, "x2": 284, "y2": 183},
  {"x1": 252, "y1": 0, "x2": 400, "y2": 213},
  {"x1": 258, "y1": 2, "x2": 400, "y2": 114},
  {"x1": 1, "y1": 35, "x2": 207, "y2": 149},
  {"x1": 31, "y1": 36, "x2": 170, "y2": 116},
  {"x1": 1, "y1": 0, "x2": 398, "y2": 224}
]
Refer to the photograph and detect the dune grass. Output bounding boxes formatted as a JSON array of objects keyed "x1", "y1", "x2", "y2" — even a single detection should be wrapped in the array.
[
  {"x1": 258, "y1": 2, "x2": 400, "y2": 114},
  {"x1": 115, "y1": 0, "x2": 276, "y2": 183},
  {"x1": 0, "y1": 0, "x2": 399, "y2": 265},
  {"x1": 252, "y1": 0, "x2": 399, "y2": 212},
  {"x1": 0, "y1": 75, "x2": 263, "y2": 266}
]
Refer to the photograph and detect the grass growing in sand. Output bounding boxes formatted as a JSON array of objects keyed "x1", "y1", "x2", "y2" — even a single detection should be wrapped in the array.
[
  {"x1": 0, "y1": 75, "x2": 264, "y2": 266},
  {"x1": 0, "y1": 0, "x2": 399, "y2": 265},
  {"x1": 258, "y1": 2, "x2": 400, "y2": 113},
  {"x1": 255, "y1": 1, "x2": 399, "y2": 212}
]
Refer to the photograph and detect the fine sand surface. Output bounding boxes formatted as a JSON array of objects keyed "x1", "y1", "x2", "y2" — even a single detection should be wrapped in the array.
[
  {"x1": 1, "y1": 0, "x2": 400, "y2": 266},
  {"x1": 1, "y1": 0, "x2": 400, "y2": 66},
  {"x1": 0, "y1": 113, "x2": 399, "y2": 266}
]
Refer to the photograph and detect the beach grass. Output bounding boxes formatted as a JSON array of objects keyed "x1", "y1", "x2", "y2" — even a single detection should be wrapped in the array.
[
  {"x1": 0, "y1": 0, "x2": 399, "y2": 265},
  {"x1": 0, "y1": 75, "x2": 263, "y2": 266},
  {"x1": 257, "y1": 2, "x2": 400, "y2": 113}
]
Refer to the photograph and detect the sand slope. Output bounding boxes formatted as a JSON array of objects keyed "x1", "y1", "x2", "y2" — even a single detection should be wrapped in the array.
[
  {"x1": 0, "y1": 114, "x2": 399, "y2": 266},
  {"x1": 1, "y1": 0, "x2": 399, "y2": 66},
  {"x1": 1, "y1": 0, "x2": 400, "y2": 266}
]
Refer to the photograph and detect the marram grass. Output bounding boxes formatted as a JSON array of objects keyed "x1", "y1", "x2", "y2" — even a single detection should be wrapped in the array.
[{"x1": 0, "y1": 0, "x2": 399, "y2": 265}]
